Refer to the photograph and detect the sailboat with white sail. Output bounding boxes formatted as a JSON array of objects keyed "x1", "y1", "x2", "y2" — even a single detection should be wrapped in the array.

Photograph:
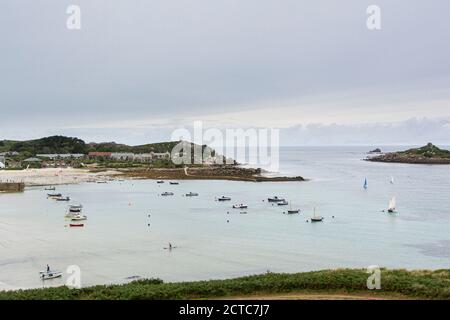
[
  {"x1": 390, "y1": 176, "x2": 394, "y2": 184},
  {"x1": 388, "y1": 196, "x2": 396, "y2": 213}
]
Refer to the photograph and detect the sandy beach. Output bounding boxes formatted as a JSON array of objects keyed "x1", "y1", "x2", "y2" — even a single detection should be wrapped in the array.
[{"x1": 0, "y1": 168, "x2": 121, "y2": 186}]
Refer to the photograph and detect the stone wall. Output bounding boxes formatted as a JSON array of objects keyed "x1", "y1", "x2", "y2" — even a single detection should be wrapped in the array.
[{"x1": 0, "y1": 182, "x2": 25, "y2": 192}]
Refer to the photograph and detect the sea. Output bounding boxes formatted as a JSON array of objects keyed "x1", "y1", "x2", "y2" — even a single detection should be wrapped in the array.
[{"x1": 1, "y1": 146, "x2": 449, "y2": 290}]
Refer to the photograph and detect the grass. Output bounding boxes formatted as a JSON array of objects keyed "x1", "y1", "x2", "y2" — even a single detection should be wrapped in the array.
[{"x1": 1, "y1": 269, "x2": 450, "y2": 300}]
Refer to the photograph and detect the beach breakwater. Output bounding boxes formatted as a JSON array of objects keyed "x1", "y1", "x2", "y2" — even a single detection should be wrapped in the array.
[{"x1": 0, "y1": 182, "x2": 25, "y2": 192}]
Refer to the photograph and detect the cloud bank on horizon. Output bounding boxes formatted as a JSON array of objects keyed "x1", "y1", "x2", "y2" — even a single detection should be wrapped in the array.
[{"x1": 1, "y1": 0, "x2": 450, "y2": 145}]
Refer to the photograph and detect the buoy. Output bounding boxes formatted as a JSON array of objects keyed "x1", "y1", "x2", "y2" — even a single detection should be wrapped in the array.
[{"x1": 227, "y1": 220, "x2": 230, "y2": 223}]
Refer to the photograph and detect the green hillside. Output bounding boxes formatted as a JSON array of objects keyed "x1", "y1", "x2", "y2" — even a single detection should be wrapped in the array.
[{"x1": 0, "y1": 136, "x2": 207, "y2": 156}]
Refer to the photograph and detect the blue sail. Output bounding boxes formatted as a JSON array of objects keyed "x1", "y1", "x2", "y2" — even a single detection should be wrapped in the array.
[{"x1": 363, "y1": 178, "x2": 368, "y2": 189}]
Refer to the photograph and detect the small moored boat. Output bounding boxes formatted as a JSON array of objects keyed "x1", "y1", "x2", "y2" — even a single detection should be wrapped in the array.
[
  {"x1": 310, "y1": 207, "x2": 323, "y2": 222},
  {"x1": 69, "y1": 223, "x2": 84, "y2": 227},
  {"x1": 47, "y1": 193, "x2": 62, "y2": 198},
  {"x1": 45, "y1": 187, "x2": 56, "y2": 191},
  {"x1": 71, "y1": 214, "x2": 87, "y2": 221},
  {"x1": 40, "y1": 270, "x2": 62, "y2": 280},
  {"x1": 56, "y1": 196, "x2": 70, "y2": 202},
  {"x1": 218, "y1": 196, "x2": 231, "y2": 201},
  {"x1": 185, "y1": 192, "x2": 199, "y2": 197},
  {"x1": 232, "y1": 204, "x2": 248, "y2": 209},
  {"x1": 161, "y1": 192, "x2": 174, "y2": 196},
  {"x1": 157, "y1": 180, "x2": 165, "y2": 184},
  {"x1": 169, "y1": 182, "x2": 179, "y2": 185},
  {"x1": 277, "y1": 200, "x2": 289, "y2": 206},
  {"x1": 268, "y1": 196, "x2": 285, "y2": 202}
]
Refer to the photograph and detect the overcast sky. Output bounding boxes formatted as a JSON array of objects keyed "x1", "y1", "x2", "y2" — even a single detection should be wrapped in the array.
[{"x1": 1, "y1": 1, "x2": 450, "y2": 145}]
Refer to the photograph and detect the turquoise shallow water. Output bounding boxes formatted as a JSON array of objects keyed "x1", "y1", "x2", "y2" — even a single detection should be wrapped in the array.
[{"x1": 0, "y1": 146, "x2": 449, "y2": 290}]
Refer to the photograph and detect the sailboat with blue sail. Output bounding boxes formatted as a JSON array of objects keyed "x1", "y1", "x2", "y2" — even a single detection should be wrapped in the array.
[{"x1": 363, "y1": 178, "x2": 368, "y2": 189}]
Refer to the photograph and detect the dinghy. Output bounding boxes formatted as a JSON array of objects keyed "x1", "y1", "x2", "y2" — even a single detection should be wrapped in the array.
[{"x1": 69, "y1": 223, "x2": 84, "y2": 227}]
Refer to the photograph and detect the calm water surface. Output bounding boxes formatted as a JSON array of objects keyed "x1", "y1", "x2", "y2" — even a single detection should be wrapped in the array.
[{"x1": 1, "y1": 146, "x2": 449, "y2": 290}]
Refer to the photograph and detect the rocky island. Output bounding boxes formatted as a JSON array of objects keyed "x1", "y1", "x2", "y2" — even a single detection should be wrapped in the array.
[{"x1": 366, "y1": 143, "x2": 450, "y2": 164}]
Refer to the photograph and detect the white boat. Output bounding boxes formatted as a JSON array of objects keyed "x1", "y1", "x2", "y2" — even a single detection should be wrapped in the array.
[
  {"x1": 388, "y1": 196, "x2": 396, "y2": 213},
  {"x1": 232, "y1": 204, "x2": 248, "y2": 209},
  {"x1": 55, "y1": 196, "x2": 70, "y2": 202},
  {"x1": 390, "y1": 176, "x2": 395, "y2": 184},
  {"x1": 65, "y1": 204, "x2": 83, "y2": 217},
  {"x1": 310, "y1": 207, "x2": 323, "y2": 222},
  {"x1": 39, "y1": 270, "x2": 62, "y2": 280},
  {"x1": 71, "y1": 214, "x2": 87, "y2": 221},
  {"x1": 277, "y1": 200, "x2": 289, "y2": 206}
]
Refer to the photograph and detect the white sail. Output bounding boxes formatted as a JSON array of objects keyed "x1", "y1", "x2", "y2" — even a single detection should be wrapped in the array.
[
  {"x1": 388, "y1": 197, "x2": 396, "y2": 210},
  {"x1": 390, "y1": 176, "x2": 394, "y2": 184}
]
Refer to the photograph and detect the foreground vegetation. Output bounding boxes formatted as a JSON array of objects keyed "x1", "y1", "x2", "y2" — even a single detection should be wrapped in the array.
[{"x1": 1, "y1": 269, "x2": 449, "y2": 300}]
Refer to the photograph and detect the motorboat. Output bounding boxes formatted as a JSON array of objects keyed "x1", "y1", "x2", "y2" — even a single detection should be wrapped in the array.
[
  {"x1": 39, "y1": 270, "x2": 62, "y2": 280},
  {"x1": 156, "y1": 180, "x2": 165, "y2": 184},
  {"x1": 185, "y1": 192, "x2": 199, "y2": 197},
  {"x1": 71, "y1": 214, "x2": 87, "y2": 221},
  {"x1": 169, "y1": 182, "x2": 179, "y2": 185},
  {"x1": 218, "y1": 196, "x2": 231, "y2": 201},
  {"x1": 232, "y1": 204, "x2": 248, "y2": 209},
  {"x1": 161, "y1": 192, "x2": 174, "y2": 196},
  {"x1": 44, "y1": 186, "x2": 56, "y2": 191},
  {"x1": 55, "y1": 196, "x2": 70, "y2": 202},
  {"x1": 47, "y1": 193, "x2": 62, "y2": 198},
  {"x1": 277, "y1": 200, "x2": 289, "y2": 206},
  {"x1": 268, "y1": 196, "x2": 285, "y2": 202},
  {"x1": 65, "y1": 205, "x2": 83, "y2": 217}
]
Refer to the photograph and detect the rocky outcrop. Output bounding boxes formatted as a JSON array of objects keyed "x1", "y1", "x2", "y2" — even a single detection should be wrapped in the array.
[{"x1": 366, "y1": 143, "x2": 450, "y2": 164}]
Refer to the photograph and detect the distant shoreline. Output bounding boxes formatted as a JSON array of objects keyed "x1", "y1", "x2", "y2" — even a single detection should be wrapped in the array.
[{"x1": 0, "y1": 166, "x2": 305, "y2": 187}]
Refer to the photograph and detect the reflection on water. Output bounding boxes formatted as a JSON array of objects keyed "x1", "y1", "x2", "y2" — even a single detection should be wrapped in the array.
[{"x1": 0, "y1": 146, "x2": 449, "y2": 290}]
